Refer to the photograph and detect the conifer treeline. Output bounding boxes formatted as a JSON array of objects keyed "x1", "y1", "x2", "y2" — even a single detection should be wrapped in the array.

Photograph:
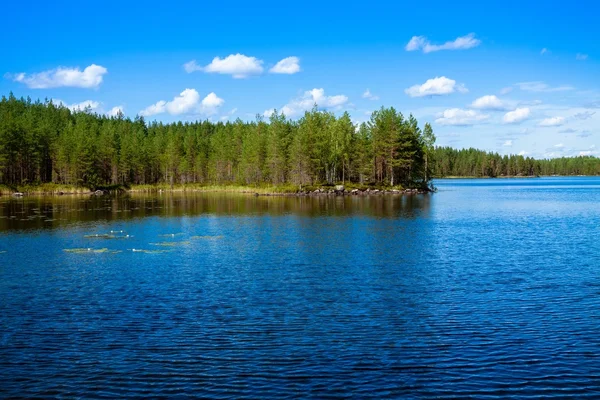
[
  {"x1": 0, "y1": 94, "x2": 434, "y2": 188},
  {"x1": 433, "y1": 147, "x2": 600, "y2": 177},
  {"x1": 1, "y1": 94, "x2": 598, "y2": 188}
]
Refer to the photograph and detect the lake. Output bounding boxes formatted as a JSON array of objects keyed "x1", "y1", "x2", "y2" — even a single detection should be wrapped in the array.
[{"x1": 1, "y1": 177, "x2": 600, "y2": 398}]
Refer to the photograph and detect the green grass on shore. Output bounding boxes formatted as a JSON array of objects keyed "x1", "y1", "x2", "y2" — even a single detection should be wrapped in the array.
[
  {"x1": 0, "y1": 183, "x2": 92, "y2": 195},
  {"x1": 1, "y1": 181, "x2": 414, "y2": 196},
  {"x1": 127, "y1": 182, "x2": 406, "y2": 194}
]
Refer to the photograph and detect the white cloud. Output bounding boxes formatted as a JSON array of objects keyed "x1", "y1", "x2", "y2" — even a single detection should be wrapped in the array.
[
  {"x1": 10, "y1": 64, "x2": 107, "y2": 89},
  {"x1": 503, "y1": 107, "x2": 531, "y2": 124},
  {"x1": 140, "y1": 89, "x2": 223, "y2": 117},
  {"x1": 500, "y1": 87, "x2": 513, "y2": 95},
  {"x1": 52, "y1": 100, "x2": 102, "y2": 113},
  {"x1": 107, "y1": 106, "x2": 124, "y2": 117},
  {"x1": 471, "y1": 95, "x2": 508, "y2": 111},
  {"x1": 435, "y1": 108, "x2": 489, "y2": 126},
  {"x1": 140, "y1": 101, "x2": 167, "y2": 117},
  {"x1": 540, "y1": 48, "x2": 549, "y2": 55},
  {"x1": 263, "y1": 108, "x2": 276, "y2": 118},
  {"x1": 576, "y1": 53, "x2": 589, "y2": 61},
  {"x1": 185, "y1": 54, "x2": 264, "y2": 78},
  {"x1": 265, "y1": 88, "x2": 348, "y2": 118},
  {"x1": 219, "y1": 108, "x2": 238, "y2": 121},
  {"x1": 183, "y1": 60, "x2": 202, "y2": 73},
  {"x1": 362, "y1": 89, "x2": 379, "y2": 101},
  {"x1": 503, "y1": 140, "x2": 513, "y2": 147},
  {"x1": 579, "y1": 150, "x2": 597, "y2": 156},
  {"x1": 269, "y1": 56, "x2": 300, "y2": 74},
  {"x1": 405, "y1": 76, "x2": 468, "y2": 97},
  {"x1": 516, "y1": 81, "x2": 574, "y2": 92},
  {"x1": 201, "y1": 92, "x2": 225, "y2": 115},
  {"x1": 554, "y1": 143, "x2": 565, "y2": 148},
  {"x1": 53, "y1": 99, "x2": 123, "y2": 116},
  {"x1": 405, "y1": 33, "x2": 481, "y2": 53},
  {"x1": 518, "y1": 150, "x2": 528, "y2": 156},
  {"x1": 539, "y1": 116, "x2": 565, "y2": 127}
]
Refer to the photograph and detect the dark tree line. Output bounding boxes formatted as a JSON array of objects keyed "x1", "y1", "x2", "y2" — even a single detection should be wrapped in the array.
[
  {"x1": 432, "y1": 147, "x2": 600, "y2": 177},
  {"x1": 0, "y1": 94, "x2": 435, "y2": 188},
  {"x1": 1, "y1": 94, "x2": 598, "y2": 189}
]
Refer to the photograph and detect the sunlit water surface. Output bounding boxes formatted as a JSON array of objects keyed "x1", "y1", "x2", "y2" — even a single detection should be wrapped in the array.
[{"x1": 1, "y1": 177, "x2": 599, "y2": 398}]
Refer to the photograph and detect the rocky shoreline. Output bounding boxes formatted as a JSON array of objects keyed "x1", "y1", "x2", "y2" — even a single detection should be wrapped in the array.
[
  {"x1": 7, "y1": 185, "x2": 432, "y2": 197},
  {"x1": 255, "y1": 185, "x2": 431, "y2": 197}
]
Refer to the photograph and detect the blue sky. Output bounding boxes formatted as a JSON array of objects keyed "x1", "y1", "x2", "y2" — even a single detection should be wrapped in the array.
[{"x1": 1, "y1": 0, "x2": 599, "y2": 158}]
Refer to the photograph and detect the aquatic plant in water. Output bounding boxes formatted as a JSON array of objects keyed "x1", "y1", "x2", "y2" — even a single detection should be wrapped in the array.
[
  {"x1": 63, "y1": 248, "x2": 121, "y2": 254},
  {"x1": 191, "y1": 235, "x2": 224, "y2": 240},
  {"x1": 130, "y1": 248, "x2": 172, "y2": 254},
  {"x1": 84, "y1": 233, "x2": 132, "y2": 239},
  {"x1": 150, "y1": 241, "x2": 191, "y2": 247}
]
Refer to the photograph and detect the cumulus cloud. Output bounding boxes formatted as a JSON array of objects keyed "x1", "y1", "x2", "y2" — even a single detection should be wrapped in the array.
[
  {"x1": 107, "y1": 106, "x2": 124, "y2": 117},
  {"x1": 362, "y1": 89, "x2": 379, "y2": 101},
  {"x1": 264, "y1": 88, "x2": 348, "y2": 118},
  {"x1": 435, "y1": 108, "x2": 489, "y2": 126},
  {"x1": 184, "y1": 54, "x2": 264, "y2": 78},
  {"x1": 140, "y1": 89, "x2": 224, "y2": 117},
  {"x1": 9, "y1": 64, "x2": 107, "y2": 89},
  {"x1": 518, "y1": 150, "x2": 528, "y2": 156},
  {"x1": 201, "y1": 92, "x2": 225, "y2": 115},
  {"x1": 269, "y1": 56, "x2": 300, "y2": 74},
  {"x1": 405, "y1": 76, "x2": 468, "y2": 97},
  {"x1": 263, "y1": 108, "x2": 276, "y2": 118},
  {"x1": 539, "y1": 116, "x2": 565, "y2": 127},
  {"x1": 405, "y1": 33, "x2": 481, "y2": 53},
  {"x1": 503, "y1": 140, "x2": 513, "y2": 147},
  {"x1": 540, "y1": 48, "x2": 549, "y2": 55},
  {"x1": 59, "y1": 100, "x2": 101, "y2": 112},
  {"x1": 503, "y1": 108, "x2": 531, "y2": 124},
  {"x1": 515, "y1": 81, "x2": 574, "y2": 92},
  {"x1": 576, "y1": 53, "x2": 589, "y2": 61},
  {"x1": 53, "y1": 99, "x2": 123, "y2": 116},
  {"x1": 471, "y1": 95, "x2": 508, "y2": 111}
]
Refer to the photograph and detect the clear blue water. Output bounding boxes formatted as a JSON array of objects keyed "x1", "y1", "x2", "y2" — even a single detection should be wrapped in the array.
[{"x1": 1, "y1": 177, "x2": 600, "y2": 398}]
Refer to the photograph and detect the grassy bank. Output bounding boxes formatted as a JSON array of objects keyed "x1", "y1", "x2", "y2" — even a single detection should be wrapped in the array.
[
  {"x1": 0, "y1": 183, "x2": 92, "y2": 196},
  {"x1": 127, "y1": 182, "x2": 411, "y2": 194},
  {"x1": 1, "y1": 182, "x2": 418, "y2": 196}
]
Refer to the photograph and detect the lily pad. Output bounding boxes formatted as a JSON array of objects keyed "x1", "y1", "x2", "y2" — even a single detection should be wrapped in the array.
[
  {"x1": 84, "y1": 233, "x2": 132, "y2": 239},
  {"x1": 150, "y1": 241, "x2": 190, "y2": 247},
  {"x1": 130, "y1": 248, "x2": 172, "y2": 254},
  {"x1": 191, "y1": 235, "x2": 223, "y2": 240},
  {"x1": 63, "y1": 248, "x2": 121, "y2": 254}
]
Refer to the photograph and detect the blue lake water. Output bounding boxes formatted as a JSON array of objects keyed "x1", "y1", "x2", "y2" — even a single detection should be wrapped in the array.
[{"x1": 1, "y1": 177, "x2": 600, "y2": 398}]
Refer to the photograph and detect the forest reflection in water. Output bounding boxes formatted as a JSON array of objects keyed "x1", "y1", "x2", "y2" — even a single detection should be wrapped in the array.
[{"x1": 0, "y1": 192, "x2": 431, "y2": 232}]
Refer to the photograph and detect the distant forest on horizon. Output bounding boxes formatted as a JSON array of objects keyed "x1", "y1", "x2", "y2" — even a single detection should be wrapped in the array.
[{"x1": 1, "y1": 94, "x2": 599, "y2": 189}]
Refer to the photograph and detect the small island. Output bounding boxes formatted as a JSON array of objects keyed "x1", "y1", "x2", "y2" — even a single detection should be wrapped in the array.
[{"x1": 1, "y1": 94, "x2": 599, "y2": 196}]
